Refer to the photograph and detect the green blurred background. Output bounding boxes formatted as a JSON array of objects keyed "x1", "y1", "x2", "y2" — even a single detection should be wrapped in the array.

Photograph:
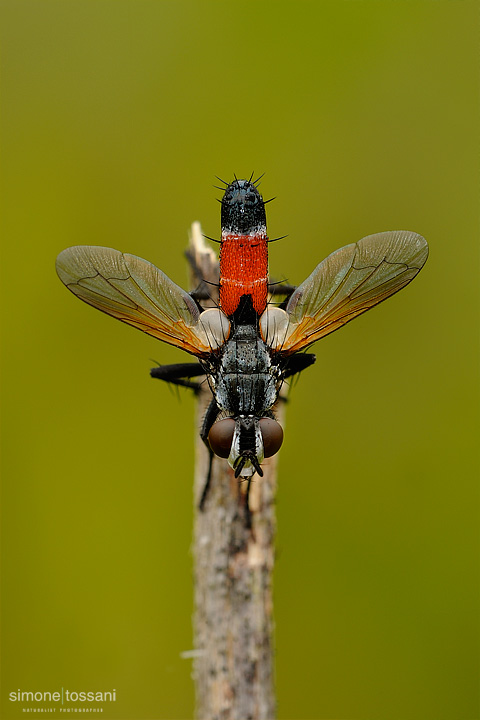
[{"x1": 1, "y1": 1, "x2": 478, "y2": 718}]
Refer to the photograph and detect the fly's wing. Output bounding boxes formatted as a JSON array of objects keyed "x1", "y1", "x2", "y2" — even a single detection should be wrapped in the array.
[
  {"x1": 56, "y1": 245, "x2": 220, "y2": 356},
  {"x1": 278, "y1": 231, "x2": 428, "y2": 354}
]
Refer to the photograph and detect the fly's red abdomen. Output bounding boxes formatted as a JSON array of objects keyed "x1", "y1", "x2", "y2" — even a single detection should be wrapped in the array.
[
  {"x1": 219, "y1": 233, "x2": 268, "y2": 317},
  {"x1": 220, "y1": 178, "x2": 269, "y2": 318}
]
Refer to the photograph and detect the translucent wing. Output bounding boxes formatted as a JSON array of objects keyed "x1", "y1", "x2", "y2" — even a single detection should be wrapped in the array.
[
  {"x1": 56, "y1": 246, "x2": 227, "y2": 356},
  {"x1": 268, "y1": 231, "x2": 428, "y2": 354}
]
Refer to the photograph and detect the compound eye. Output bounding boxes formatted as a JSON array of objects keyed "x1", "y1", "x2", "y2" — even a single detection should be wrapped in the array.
[
  {"x1": 259, "y1": 418, "x2": 284, "y2": 458},
  {"x1": 208, "y1": 418, "x2": 235, "y2": 458}
]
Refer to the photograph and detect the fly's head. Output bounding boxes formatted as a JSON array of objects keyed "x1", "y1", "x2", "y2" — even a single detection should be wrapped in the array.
[
  {"x1": 221, "y1": 179, "x2": 267, "y2": 236},
  {"x1": 208, "y1": 415, "x2": 283, "y2": 479}
]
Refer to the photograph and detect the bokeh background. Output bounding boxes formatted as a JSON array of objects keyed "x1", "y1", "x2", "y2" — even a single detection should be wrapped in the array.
[{"x1": 2, "y1": 2, "x2": 478, "y2": 718}]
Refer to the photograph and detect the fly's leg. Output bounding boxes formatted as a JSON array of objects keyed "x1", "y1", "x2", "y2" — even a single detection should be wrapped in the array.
[
  {"x1": 189, "y1": 286, "x2": 215, "y2": 303},
  {"x1": 274, "y1": 353, "x2": 317, "y2": 406},
  {"x1": 268, "y1": 281, "x2": 296, "y2": 296},
  {"x1": 282, "y1": 353, "x2": 316, "y2": 380},
  {"x1": 151, "y1": 362, "x2": 220, "y2": 509},
  {"x1": 150, "y1": 362, "x2": 206, "y2": 392},
  {"x1": 198, "y1": 398, "x2": 221, "y2": 510},
  {"x1": 268, "y1": 282, "x2": 296, "y2": 308}
]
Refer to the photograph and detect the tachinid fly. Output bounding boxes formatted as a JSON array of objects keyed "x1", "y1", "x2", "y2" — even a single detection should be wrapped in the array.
[{"x1": 56, "y1": 177, "x2": 429, "y2": 513}]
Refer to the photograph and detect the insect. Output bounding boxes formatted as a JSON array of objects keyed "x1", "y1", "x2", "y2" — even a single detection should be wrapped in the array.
[{"x1": 56, "y1": 176, "x2": 428, "y2": 516}]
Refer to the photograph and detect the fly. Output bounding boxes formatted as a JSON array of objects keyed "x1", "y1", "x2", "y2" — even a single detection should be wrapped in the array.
[{"x1": 56, "y1": 176, "x2": 429, "y2": 518}]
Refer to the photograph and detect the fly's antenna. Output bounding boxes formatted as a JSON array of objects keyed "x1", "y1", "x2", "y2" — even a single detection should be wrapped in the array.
[
  {"x1": 251, "y1": 455, "x2": 264, "y2": 476},
  {"x1": 253, "y1": 172, "x2": 265, "y2": 186},
  {"x1": 234, "y1": 456, "x2": 246, "y2": 478}
]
